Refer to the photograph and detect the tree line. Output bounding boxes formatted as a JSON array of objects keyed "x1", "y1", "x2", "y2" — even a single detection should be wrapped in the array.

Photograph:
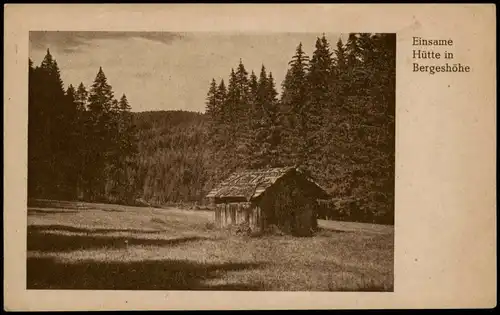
[{"x1": 29, "y1": 50, "x2": 138, "y2": 203}]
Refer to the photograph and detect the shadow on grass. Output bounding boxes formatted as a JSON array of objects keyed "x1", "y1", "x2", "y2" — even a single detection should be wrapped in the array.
[
  {"x1": 27, "y1": 256, "x2": 263, "y2": 290},
  {"x1": 315, "y1": 227, "x2": 355, "y2": 236},
  {"x1": 28, "y1": 208, "x2": 81, "y2": 215},
  {"x1": 29, "y1": 199, "x2": 87, "y2": 209},
  {"x1": 29, "y1": 224, "x2": 166, "y2": 235},
  {"x1": 28, "y1": 225, "x2": 211, "y2": 252},
  {"x1": 28, "y1": 199, "x2": 127, "y2": 213}
]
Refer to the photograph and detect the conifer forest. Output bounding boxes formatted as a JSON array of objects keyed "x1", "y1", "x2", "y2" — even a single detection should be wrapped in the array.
[{"x1": 28, "y1": 33, "x2": 396, "y2": 224}]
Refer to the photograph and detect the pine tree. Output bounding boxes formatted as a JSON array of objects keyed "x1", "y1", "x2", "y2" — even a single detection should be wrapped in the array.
[
  {"x1": 246, "y1": 70, "x2": 259, "y2": 166},
  {"x1": 304, "y1": 35, "x2": 333, "y2": 174},
  {"x1": 280, "y1": 43, "x2": 310, "y2": 166},
  {"x1": 119, "y1": 94, "x2": 132, "y2": 112},
  {"x1": 212, "y1": 79, "x2": 227, "y2": 149},
  {"x1": 66, "y1": 84, "x2": 76, "y2": 103},
  {"x1": 331, "y1": 37, "x2": 348, "y2": 110},
  {"x1": 234, "y1": 60, "x2": 251, "y2": 161},
  {"x1": 88, "y1": 67, "x2": 115, "y2": 115},
  {"x1": 205, "y1": 78, "x2": 219, "y2": 147},
  {"x1": 248, "y1": 65, "x2": 268, "y2": 168},
  {"x1": 28, "y1": 58, "x2": 45, "y2": 197},
  {"x1": 61, "y1": 84, "x2": 81, "y2": 198},
  {"x1": 235, "y1": 59, "x2": 249, "y2": 97},
  {"x1": 264, "y1": 72, "x2": 281, "y2": 167},
  {"x1": 250, "y1": 67, "x2": 282, "y2": 168},
  {"x1": 335, "y1": 37, "x2": 347, "y2": 72},
  {"x1": 205, "y1": 78, "x2": 218, "y2": 119},
  {"x1": 75, "y1": 82, "x2": 89, "y2": 112},
  {"x1": 226, "y1": 68, "x2": 237, "y2": 119},
  {"x1": 86, "y1": 66, "x2": 116, "y2": 199},
  {"x1": 281, "y1": 43, "x2": 309, "y2": 112},
  {"x1": 39, "y1": 49, "x2": 73, "y2": 198},
  {"x1": 256, "y1": 65, "x2": 268, "y2": 111},
  {"x1": 107, "y1": 93, "x2": 138, "y2": 203},
  {"x1": 249, "y1": 71, "x2": 258, "y2": 100},
  {"x1": 224, "y1": 68, "x2": 238, "y2": 147},
  {"x1": 248, "y1": 70, "x2": 259, "y2": 127},
  {"x1": 216, "y1": 79, "x2": 227, "y2": 105},
  {"x1": 346, "y1": 33, "x2": 361, "y2": 68}
]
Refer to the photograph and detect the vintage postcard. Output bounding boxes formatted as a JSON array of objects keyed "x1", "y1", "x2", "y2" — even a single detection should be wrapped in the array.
[{"x1": 4, "y1": 4, "x2": 496, "y2": 311}]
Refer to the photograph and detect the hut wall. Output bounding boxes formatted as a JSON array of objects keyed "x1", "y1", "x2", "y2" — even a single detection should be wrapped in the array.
[
  {"x1": 257, "y1": 173, "x2": 319, "y2": 236},
  {"x1": 249, "y1": 206, "x2": 262, "y2": 231},
  {"x1": 214, "y1": 202, "x2": 261, "y2": 231}
]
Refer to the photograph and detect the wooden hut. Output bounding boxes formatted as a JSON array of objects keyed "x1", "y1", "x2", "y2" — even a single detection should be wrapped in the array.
[{"x1": 206, "y1": 166, "x2": 330, "y2": 236}]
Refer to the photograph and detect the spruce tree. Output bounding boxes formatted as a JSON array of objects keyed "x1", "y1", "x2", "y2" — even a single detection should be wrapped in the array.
[
  {"x1": 119, "y1": 93, "x2": 132, "y2": 112},
  {"x1": 332, "y1": 37, "x2": 348, "y2": 111},
  {"x1": 335, "y1": 38, "x2": 347, "y2": 72},
  {"x1": 248, "y1": 70, "x2": 259, "y2": 127},
  {"x1": 213, "y1": 79, "x2": 227, "y2": 149},
  {"x1": 224, "y1": 68, "x2": 238, "y2": 147},
  {"x1": 86, "y1": 66, "x2": 116, "y2": 199},
  {"x1": 346, "y1": 33, "x2": 361, "y2": 68},
  {"x1": 264, "y1": 72, "x2": 281, "y2": 167},
  {"x1": 112, "y1": 93, "x2": 137, "y2": 202},
  {"x1": 234, "y1": 60, "x2": 251, "y2": 161},
  {"x1": 250, "y1": 67, "x2": 282, "y2": 168},
  {"x1": 38, "y1": 49, "x2": 73, "y2": 198},
  {"x1": 246, "y1": 71, "x2": 259, "y2": 166},
  {"x1": 88, "y1": 67, "x2": 115, "y2": 115},
  {"x1": 205, "y1": 78, "x2": 218, "y2": 119},
  {"x1": 205, "y1": 78, "x2": 220, "y2": 155},
  {"x1": 304, "y1": 35, "x2": 333, "y2": 175},
  {"x1": 75, "y1": 82, "x2": 89, "y2": 112},
  {"x1": 280, "y1": 42, "x2": 310, "y2": 167}
]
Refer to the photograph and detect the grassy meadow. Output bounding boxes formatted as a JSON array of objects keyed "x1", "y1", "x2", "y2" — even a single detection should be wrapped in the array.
[{"x1": 27, "y1": 199, "x2": 394, "y2": 291}]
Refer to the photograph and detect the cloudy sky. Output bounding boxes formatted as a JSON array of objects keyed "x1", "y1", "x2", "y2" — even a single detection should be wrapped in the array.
[{"x1": 30, "y1": 31, "x2": 345, "y2": 113}]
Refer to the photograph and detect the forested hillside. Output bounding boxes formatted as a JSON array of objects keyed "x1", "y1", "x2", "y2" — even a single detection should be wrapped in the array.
[
  {"x1": 132, "y1": 111, "x2": 210, "y2": 204},
  {"x1": 28, "y1": 33, "x2": 395, "y2": 224}
]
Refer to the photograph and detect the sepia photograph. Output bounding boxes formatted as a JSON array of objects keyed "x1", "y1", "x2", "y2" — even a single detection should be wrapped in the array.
[{"x1": 26, "y1": 31, "x2": 396, "y2": 291}]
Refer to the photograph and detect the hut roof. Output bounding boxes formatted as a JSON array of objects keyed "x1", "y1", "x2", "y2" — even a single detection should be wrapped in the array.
[{"x1": 206, "y1": 166, "x2": 329, "y2": 201}]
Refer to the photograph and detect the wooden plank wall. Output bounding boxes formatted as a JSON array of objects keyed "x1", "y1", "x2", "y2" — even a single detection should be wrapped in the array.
[{"x1": 214, "y1": 202, "x2": 261, "y2": 230}]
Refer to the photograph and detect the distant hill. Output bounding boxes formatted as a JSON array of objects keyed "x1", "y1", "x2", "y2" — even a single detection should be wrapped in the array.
[{"x1": 131, "y1": 110, "x2": 212, "y2": 204}]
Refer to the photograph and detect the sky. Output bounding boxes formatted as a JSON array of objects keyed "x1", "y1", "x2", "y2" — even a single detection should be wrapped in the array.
[{"x1": 29, "y1": 31, "x2": 346, "y2": 113}]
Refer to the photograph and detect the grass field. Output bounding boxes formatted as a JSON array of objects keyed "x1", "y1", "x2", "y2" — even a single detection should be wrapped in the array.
[{"x1": 27, "y1": 199, "x2": 394, "y2": 291}]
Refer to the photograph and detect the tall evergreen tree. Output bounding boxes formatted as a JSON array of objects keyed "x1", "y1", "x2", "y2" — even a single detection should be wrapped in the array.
[
  {"x1": 205, "y1": 78, "x2": 218, "y2": 119},
  {"x1": 335, "y1": 38, "x2": 347, "y2": 72},
  {"x1": 42, "y1": 49, "x2": 73, "y2": 197},
  {"x1": 86, "y1": 66, "x2": 116, "y2": 199},
  {"x1": 280, "y1": 43, "x2": 310, "y2": 166},
  {"x1": 216, "y1": 79, "x2": 227, "y2": 105},
  {"x1": 212, "y1": 79, "x2": 227, "y2": 149},
  {"x1": 107, "y1": 93, "x2": 138, "y2": 203},
  {"x1": 234, "y1": 60, "x2": 251, "y2": 160},
  {"x1": 88, "y1": 67, "x2": 115, "y2": 115},
  {"x1": 250, "y1": 68, "x2": 281, "y2": 168},
  {"x1": 205, "y1": 78, "x2": 219, "y2": 149},
  {"x1": 118, "y1": 94, "x2": 132, "y2": 112},
  {"x1": 303, "y1": 35, "x2": 334, "y2": 174},
  {"x1": 75, "y1": 82, "x2": 89, "y2": 112},
  {"x1": 264, "y1": 72, "x2": 281, "y2": 166},
  {"x1": 331, "y1": 37, "x2": 348, "y2": 111},
  {"x1": 28, "y1": 58, "x2": 43, "y2": 197},
  {"x1": 224, "y1": 68, "x2": 239, "y2": 147},
  {"x1": 345, "y1": 33, "x2": 361, "y2": 68}
]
